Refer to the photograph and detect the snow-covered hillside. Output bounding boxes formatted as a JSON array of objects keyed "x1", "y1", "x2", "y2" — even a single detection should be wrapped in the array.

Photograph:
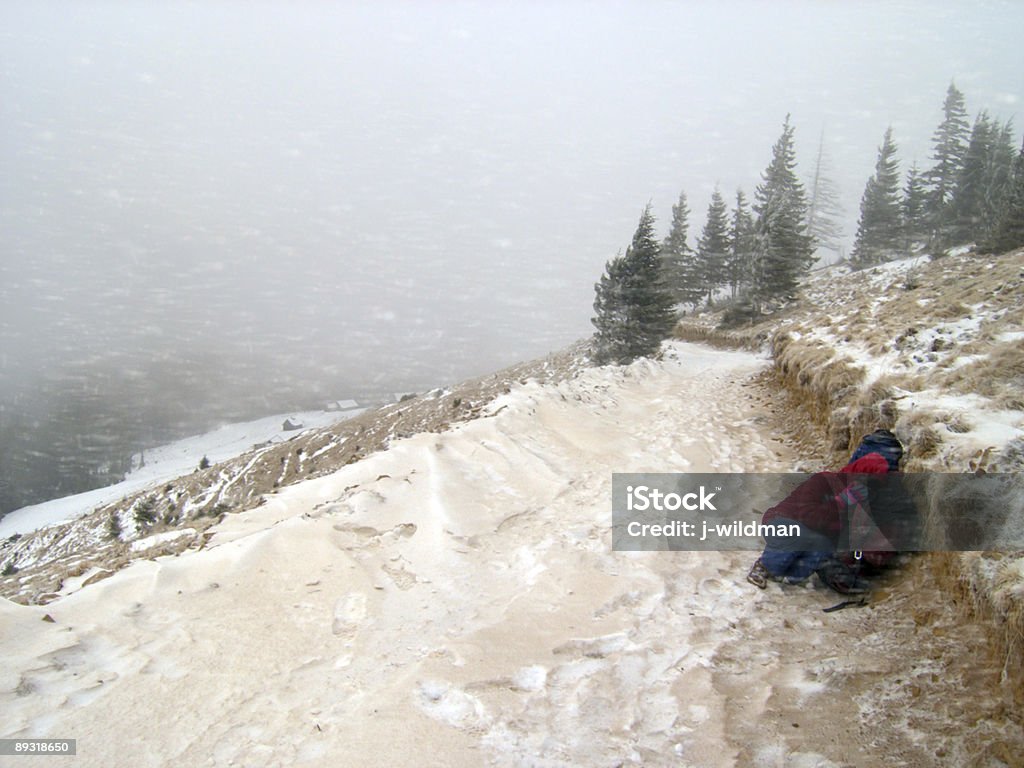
[
  {"x1": 780, "y1": 249, "x2": 1024, "y2": 469},
  {"x1": 0, "y1": 408, "x2": 363, "y2": 540},
  {"x1": 1, "y1": 342, "x2": 1019, "y2": 766},
  {"x1": 679, "y1": 248, "x2": 1024, "y2": 474},
  {"x1": 0, "y1": 350, "x2": 586, "y2": 606},
  {"x1": 674, "y1": 247, "x2": 1024, "y2": 735}
]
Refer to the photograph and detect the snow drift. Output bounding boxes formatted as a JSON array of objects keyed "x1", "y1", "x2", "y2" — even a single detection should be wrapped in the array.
[{"x1": 0, "y1": 344, "x2": 812, "y2": 766}]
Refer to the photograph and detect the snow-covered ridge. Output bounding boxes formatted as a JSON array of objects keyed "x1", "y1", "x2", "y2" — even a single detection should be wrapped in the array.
[
  {"x1": 0, "y1": 408, "x2": 362, "y2": 540},
  {"x1": 0, "y1": 347, "x2": 586, "y2": 605},
  {"x1": 680, "y1": 248, "x2": 1024, "y2": 473}
]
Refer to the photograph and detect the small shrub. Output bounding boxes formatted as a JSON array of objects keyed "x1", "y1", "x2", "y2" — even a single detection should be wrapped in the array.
[
  {"x1": 134, "y1": 497, "x2": 157, "y2": 528},
  {"x1": 718, "y1": 300, "x2": 761, "y2": 330},
  {"x1": 198, "y1": 455, "x2": 211, "y2": 471},
  {"x1": 162, "y1": 506, "x2": 179, "y2": 527},
  {"x1": 910, "y1": 424, "x2": 942, "y2": 459},
  {"x1": 107, "y1": 512, "x2": 122, "y2": 540},
  {"x1": 199, "y1": 503, "x2": 230, "y2": 519},
  {"x1": 1, "y1": 561, "x2": 18, "y2": 577}
]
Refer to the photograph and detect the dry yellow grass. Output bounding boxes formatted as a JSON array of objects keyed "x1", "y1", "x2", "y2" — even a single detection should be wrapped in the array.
[{"x1": 943, "y1": 341, "x2": 1024, "y2": 409}]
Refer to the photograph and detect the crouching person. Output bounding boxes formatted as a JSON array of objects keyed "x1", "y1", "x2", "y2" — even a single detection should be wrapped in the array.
[
  {"x1": 758, "y1": 519, "x2": 841, "y2": 586},
  {"x1": 747, "y1": 430, "x2": 906, "y2": 595}
]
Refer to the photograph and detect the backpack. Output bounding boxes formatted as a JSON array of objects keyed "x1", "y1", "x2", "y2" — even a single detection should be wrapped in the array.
[
  {"x1": 835, "y1": 430, "x2": 908, "y2": 571},
  {"x1": 848, "y1": 429, "x2": 903, "y2": 472}
]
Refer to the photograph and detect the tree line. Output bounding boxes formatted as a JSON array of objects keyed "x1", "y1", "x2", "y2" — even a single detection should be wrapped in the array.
[
  {"x1": 592, "y1": 83, "x2": 1024, "y2": 365},
  {"x1": 851, "y1": 83, "x2": 1023, "y2": 267}
]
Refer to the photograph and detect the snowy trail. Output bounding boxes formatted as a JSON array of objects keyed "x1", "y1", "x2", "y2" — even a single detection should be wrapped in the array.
[{"x1": 0, "y1": 343, "x2": 921, "y2": 766}]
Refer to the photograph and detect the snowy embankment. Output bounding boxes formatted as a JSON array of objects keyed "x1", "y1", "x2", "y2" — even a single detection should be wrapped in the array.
[
  {"x1": 4, "y1": 342, "x2": 1016, "y2": 766},
  {"x1": 679, "y1": 247, "x2": 1024, "y2": 714},
  {"x1": 774, "y1": 251, "x2": 1024, "y2": 674},
  {"x1": 0, "y1": 408, "x2": 362, "y2": 540},
  {"x1": 776, "y1": 250, "x2": 1024, "y2": 470}
]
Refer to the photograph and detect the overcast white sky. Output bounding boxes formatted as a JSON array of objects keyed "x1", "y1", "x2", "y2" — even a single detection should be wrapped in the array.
[{"x1": 1, "y1": 0, "x2": 1022, "y2": 397}]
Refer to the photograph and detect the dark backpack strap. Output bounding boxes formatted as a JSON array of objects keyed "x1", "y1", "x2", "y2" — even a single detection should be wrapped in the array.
[{"x1": 822, "y1": 598, "x2": 867, "y2": 613}]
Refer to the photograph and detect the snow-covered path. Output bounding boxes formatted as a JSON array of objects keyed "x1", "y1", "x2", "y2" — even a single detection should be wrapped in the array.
[{"x1": 1, "y1": 343, "x2": 984, "y2": 766}]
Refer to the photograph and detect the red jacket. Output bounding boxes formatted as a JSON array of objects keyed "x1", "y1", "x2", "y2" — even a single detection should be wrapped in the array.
[{"x1": 762, "y1": 454, "x2": 891, "y2": 540}]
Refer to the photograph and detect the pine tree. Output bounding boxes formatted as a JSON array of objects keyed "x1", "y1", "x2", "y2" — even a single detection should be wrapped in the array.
[
  {"x1": 751, "y1": 115, "x2": 814, "y2": 309},
  {"x1": 903, "y1": 162, "x2": 930, "y2": 249},
  {"x1": 946, "y1": 114, "x2": 1018, "y2": 246},
  {"x1": 851, "y1": 127, "x2": 903, "y2": 268},
  {"x1": 725, "y1": 189, "x2": 756, "y2": 299},
  {"x1": 592, "y1": 254, "x2": 631, "y2": 364},
  {"x1": 981, "y1": 119, "x2": 1017, "y2": 242},
  {"x1": 659, "y1": 191, "x2": 704, "y2": 309},
  {"x1": 107, "y1": 512, "x2": 122, "y2": 540},
  {"x1": 981, "y1": 136, "x2": 1024, "y2": 253},
  {"x1": 925, "y1": 82, "x2": 971, "y2": 243},
  {"x1": 696, "y1": 188, "x2": 731, "y2": 306},
  {"x1": 805, "y1": 130, "x2": 845, "y2": 260},
  {"x1": 591, "y1": 205, "x2": 677, "y2": 364},
  {"x1": 947, "y1": 111, "x2": 994, "y2": 245},
  {"x1": 133, "y1": 496, "x2": 157, "y2": 528}
]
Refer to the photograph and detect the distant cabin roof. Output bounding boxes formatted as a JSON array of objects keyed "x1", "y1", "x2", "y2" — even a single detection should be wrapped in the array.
[{"x1": 328, "y1": 399, "x2": 360, "y2": 411}]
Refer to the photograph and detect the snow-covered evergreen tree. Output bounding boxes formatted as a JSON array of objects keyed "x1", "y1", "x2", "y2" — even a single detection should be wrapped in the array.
[
  {"x1": 659, "y1": 191, "x2": 703, "y2": 309},
  {"x1": 133, "y1": 496, "x2": 157, "y2": 528},
  {"x1": 591, "y1": 205, "x2": 677, "y2": 364},
  {"x1": 851, "y1": 127, "x2": 902, "y2": 268},
  {"x1": 980, "y1": 118, "x2": 1018, "y2": 243},
  {"x1": 751, "y1": 115, "x2": 814, "y2": 309},
  {"x1": 947, "y1": 111, "x2": 995, "y2": 245},
  {"x1": 725, "y1": 189, "x2": 755, "y2": 299},
  {"x1": 925, "y1": 82, "x2": 971, "y2": 243},
  {"x1": 805, "y1": 130, "x2": 845, "y2": 260},
  {"x1": 591, "y1": 254, "x2": 630, "y2": 364},
  {"x1": 981, "y1": 136, "x2": 1024, "y2": 254},
  {"x1": 696, "y1": 188, "x2": 730, "y2": 306},
  {"x1": 107, "y1": 512, "x2": 122, "y2": 541},
  {"x1": 903, "y1": 162, "x2": 930, "y2": 249},
  {"x1": 946, "y1": 114, "x2": 1017, "y2": 246}
]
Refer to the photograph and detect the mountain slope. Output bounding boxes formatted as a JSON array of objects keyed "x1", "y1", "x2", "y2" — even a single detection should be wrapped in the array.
[
  {"x1": 679, "y1": 246, "x2": 1024, "y2": 719},
  {"x1": 0, "y1": 348, "x2": 586, "y2": 605},
  {"x1": 1, "y1": 342, "x2": 1020, "y2": 766}
]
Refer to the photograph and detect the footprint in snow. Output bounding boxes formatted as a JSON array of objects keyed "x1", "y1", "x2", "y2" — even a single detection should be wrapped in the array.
[{"x1": 332, "y1": 593, "x2": 367, "y2": 640}]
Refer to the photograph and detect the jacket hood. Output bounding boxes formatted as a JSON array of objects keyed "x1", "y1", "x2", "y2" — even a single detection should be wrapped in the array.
[{"x1": 840, "y1": 454, "x2": 891, "y2": 474}]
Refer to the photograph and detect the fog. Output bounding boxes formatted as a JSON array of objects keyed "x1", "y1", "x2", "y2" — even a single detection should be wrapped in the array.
[{"x1": 1, "y1": 0, "x2": 1021, "y2": 512}]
